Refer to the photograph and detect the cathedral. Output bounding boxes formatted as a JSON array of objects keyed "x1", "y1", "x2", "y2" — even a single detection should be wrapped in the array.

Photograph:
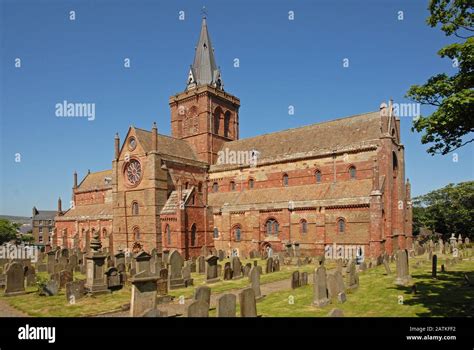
[{"x1": 54, "y1": 17, "x2": 413, "y2": 260}]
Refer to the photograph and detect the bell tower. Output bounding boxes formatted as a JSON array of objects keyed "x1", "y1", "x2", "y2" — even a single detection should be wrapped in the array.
[{"x1": 169, "y1": 16, "x2": 240, "y2": 164}]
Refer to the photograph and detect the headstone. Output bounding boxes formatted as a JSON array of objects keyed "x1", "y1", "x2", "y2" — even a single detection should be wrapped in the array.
[
  {"x1": 59, "y1": 270, "x2": 73, "y2": 288},
  {"x1": 328, "y1": 308, "x2": 344, "y2": 317},
  {"x1": 197, "y1": 255, "x2": 206, "y2": 274},
  {"x1": 157, "y1": 268, "x2": 168, "y2": 296},
  {"x1": 182, "y1": 265, "x2": 193, "y2": 287},
  {"x1": 432, "y1": 254, "x2": 437, "y2": 279},
  {"x1": 249, "y1": 265, "x2": 262, "y2": 299},
  {"x1": 383, "y1": 258, "x2": 391, "y2": 275},
  {"x1": 266, "y1": 257, "x2": 274, "y2": 274},
  {"x1": 134, "y1": 251, "x2": 151, "y2": 275},
  {"x1": 313, "y1": 266, "x2": 329, "y2": 307},
  {"x1": 326, "y1": 272, "x2": 338, "y2": 299},
  {"x1": 243, "y1": 263, "x2": 252, "y2": 277},
  {"x1": 231, "y1": 256, "x2": 242, "y2": 279},
  {"x1": 395, "y1": 249, "x2": 411, "y2": 286},
  {"x1": 359, "y1": 261, "x2": 367, "y2": 271},
  {"x1": 345, "y1": 260, "x2": 359, "y2": 289},
  {"x1": 217, "y1": 293, "x2": 236, "y2": 317},
  {"x1": 291, "y1": 271, "x2": 300, "y2": 289},
  {"x1": 105, "y1": 267, "x2": 123, "y2": 291},
  {"x1": 337, "y1": 292, "x2": 347, "y2": 303},
  {"x1": 205, "y1": 255, "x2": 220, "y2": 283},
  {"x1": 239, "y1": 287, "x2": 257, "y2": 317},
  {"x1": 168, "y1": 250, "x2": 185, "y2": 289},
  {"x1": 47, "y1": 251, "x2": 56, "y2": 274},
  {"x1": 41, "y1": 280, "x2": 59, "y2": 296},
  {"x1": 300, "y1": 272, "x2": 308, "y2": 286},
  {"x1": 4, "y1": 262, "x2": 25, "y2": 296},
  {"x1": 218, "y1": 250, "x2": 225, "y2": 261},
  {"x1": 65, "y1": 280, "x2": 85, "y2": 302},
  {"x1": 24, "y1": 266, "x2": 36, "y2": 287},
  {"x1": 114, "y1": 251, "x2": 125, "y2": 267},
  {"x1": 186, "y1": 299, "x2": 209, "y2": 317},
  {"x1": 272, "y1": 258, "x2": 280, "y2": 272},
  {"x1": 129, "y1": 271, "x2": 159, "y2": 317},
  {"x1": 193, "y1": 286, "x2": 211, "y2": 306},
  {"x1": 223, "y1": 262, "x2": 233, "y2": 280}
]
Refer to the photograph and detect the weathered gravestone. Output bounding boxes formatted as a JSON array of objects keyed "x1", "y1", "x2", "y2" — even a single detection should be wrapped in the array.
[
  {"x1": 186, "y1": 299, "x2": 209, "y2": 317},
  {"x1": 250, "y1": 265, "x2": 262, "y2": 299},
  {"x1": 223, "y1": 262, "x2": 233, "y2": 280},
  {"x1": 193, "y1": 286, "x2": 211, "y2": 306},
  {"x1": 41, "y1": 280, "x2": 59, "y2": 296},
  {"x1": 168, "y1": 250, "x2": 185, "y2": 289},
  {"x1": 243, "y1": 263, "x2": 252, "y2": 277},
  {"x1": 395, "y1": 249, "x2": 411, "y2": 286},
  {"x1": 326, "y1": 272, "x2": 338, "y2": 299},
  {"x1": 266, "y1": 257, "x2": 274, "y2": 274},
  {"x1": 383, "y1": 258, "x2": 391, "y2": 275},
  {"x1": 182, "y1": 265, "x2": 193, "y2": 287},
  {"x1": 197, "y1": 255, "x2": 206, "y2": 274},
  {"x1": 218, "y1": 250, "x2": 225, "y2": 261},
  {"x1": 205, "y1": 255, "x2": 220, "y2": 283},
  {"x1": 239, "y1": 287, "x2": 257, "y2": 317},
  {"x1": 313, "y1": 266, "x2": 329, "y2": 307},
  {"x1": 4, "y1": 262, "x2": 25, "y2": 296},
  {"x1": 272, "y1": 258, "x2": 280, "y2": 272},
  {"x1": 85, "y1": 232, "x2": 109, "y2": 295},
  {"x1": 66, "y1": 280, "x2": 85, "y2": 303},
  {"x1": 328, "y1": 308, "x2": 344, "y2": 317},
  {"x1": 217, "y1": 293, "x2": 236, "y2": 317},
  {"x1": 105, "y1": 267, "x2": 123, "y2": 291},
  {"x1": 291, "y1": 271, "x2": 300, "y2": 289},
  {"x1": 129, "y1": 271, "x2": 159, "y2": 317},
  {"x1": 231, "y1": 256, "x2": 242, "y2": 279},
  {"x1": 24, "y1": 266, "x2": 36, "y2": 287},
  {"x1": 59, "y1": 270, "x2": 73, "y2": 289},
  {"x1": 345, "y1": 260, "x2": 359, "y2": 290},
  {"x1": 300, "y1": 272, "x2": 308, "y2": 286}
]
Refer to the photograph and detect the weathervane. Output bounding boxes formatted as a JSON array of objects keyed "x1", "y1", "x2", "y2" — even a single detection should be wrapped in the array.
[{"x1": 201, "y1": 6, "x2": 208, "y2": 18}]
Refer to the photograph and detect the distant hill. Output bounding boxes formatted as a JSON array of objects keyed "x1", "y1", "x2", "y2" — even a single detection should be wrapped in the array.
[{"x1": 0, "y1": 215, "x2": 31, "y2": 225}]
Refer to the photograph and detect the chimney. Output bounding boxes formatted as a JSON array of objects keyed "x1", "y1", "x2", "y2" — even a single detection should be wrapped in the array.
[
  {"x1": 73, "y1": 171, "x2": 78, "y2": 188},
  {"x1": 114, "y1": 133, "x2": 120, "y2": 159},
  {"x1": 58, "y1": 197, "x2": 62, "y2": 214},
  {"x1": 152, "y1": 122, "x2": 158, "y2": 152}
]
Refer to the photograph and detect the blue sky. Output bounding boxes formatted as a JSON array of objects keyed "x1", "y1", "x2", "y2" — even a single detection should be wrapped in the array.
[{"x1": 1, "y1": 0, "x2": 473, "y2": 216}]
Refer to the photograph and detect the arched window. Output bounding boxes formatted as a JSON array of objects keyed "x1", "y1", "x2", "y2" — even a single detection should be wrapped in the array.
[
  {"x1": 133, "y1": 227, "x2": 140, "y2": 241},
  {"x1": 213, "y1": 227, "x2": 219, "y2": 238},
  {"x1": 392, "y1": 152, "x2": 398, "y2": 177},
  {"x1": 132, "y1": 201, "x2": 139, "y2": 215},
  {"x1": 213, "y1": 107, "x2": 222, "y2": 134},
  {"x1": 265, "y1": 219, "x2": 279, "y2": 236},
  {"x1": 190, "y1": 224, "x2": 197, "y2": 246},
  {"x1": 198, "y1": 182, "x2": 203, "y2": 192},
  {"x1": 349, "y1": 166, "x2": 356, "y2": 179},
  {"x1": 230, "y1": 181, "x2": 236, "y2": 191},
  {"x1": 282, "y1": 174, "x2": 289, "y2": 187},
  {"x1": 185, "y1": 182, "x2": 189, "y2": 189},
  {"x1": 248, "y1": 178, "x2": 254, "y2": 189},
  {"x1": 315, "y1": 170, "x2": 322, "y2": 183},
  {"x1": 212, "y1": 182, "x2": 218, "y2": 193},
  {"x1": 166, "y1": 224, "x2": 171, "y2": 245},
  {"x1": 102, "y1": 228, "x2": 107, "y2": 239},
  {"x1": 300, "y1": 219, "x2": 308, "y2": 234},
  {"x1": 224, "y1": 111, "x2": 231, "y2": 138},
  {"x1": 337, "y1": 219, "x2": 345, "y2": 233},
  {"x1": 234, "y1": 226, "x2": 242, "y2": 242}
]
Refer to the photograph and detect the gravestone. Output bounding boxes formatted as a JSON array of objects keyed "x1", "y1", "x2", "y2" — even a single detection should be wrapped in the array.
[
  {"x1": 249, "y1": 265, "x2": 262, "y2": 299},
  {"x1": 134, "y1": 251, "x2": 151, "y2": 275},
  {"x1": 69, "y1": 254, "x2": 78, "y2": 269},
  {"x1": 24, "y1": 266, "x2": 36, "y2": 287},
  {"x1": 217, "y1": 293, "x2": 236, "y2": 317},
  {"x1": 129, "y1": 270, "x2": 159, "y2": 317},
  {"x1": 223, "y1": 262, "x2": 233, "y2": 280},
  {"x1": 41, "y1": 280, "x2": 59, "y2": 296},
  {"x1": 59, "y1": 270, "x2": 73, "y2": 288},
  {"x1": 334, "y1": 270, "x2": 345, "y2": 294},
  {"x1": 197, "y1": 255, "x2": 206, "y2": 274},
  {"x1": 168, "y1": 250, "x2": 185, "y2": 289},
  {"x1": 432, "y1": 254, "x2": 437, "y2": 279},
  {"x1": 326, "y1": 272, "x2": 338, "y2": 299},
  {"x1": 239, "y1": 287, "x2": 257, "y2": 317},
  {"x1": 181, "y1": 265, "x2": 193, "y2": 287},
  {"x1": 383, "y1": 258, "x2": 391, "y2": 275},
  {"x1": 193, "y1": 286, "x2": 211, "y2": 306},
  {"x1": 205, "y1": 255, "x2": 220, "y2": 283},
  {"x1": 359, "y1": 261, "x2": 367, "y2": 271},
  {"x1": 218, "y1": 250, "x2": 225, "y2": 261},
  {"x1": 313, "y1": 266, "x2": 329, "y2": 307},
  {"x1": 337, "y1": 292, "x2": 347, "y2": 303},
  {"x1": 186, "y1": 299, "x2": 209, "y2": 317},
  {"x1": 105, "y1": 267, "x2": 123, "y2": 291},
  {"x1": 157, "y1": 268, "x2": 168, "y2": 296},
  {"x1": 4, "y1": 262, "x2": 25, "y2": 296},
  {"x1": 300, "y1": 272, "x2": 308, "y2": 287},
  {"x1": 47, "y1": 251, "x2": 56, "y2": 274},
  {"x1": 114, "y1": 251, "x2": 125, "y2": 268},
  {"x1": 266, "y1": 257, "x2": 274, "y2": 274},
  {"x1": 272, "y1": 258, "x2": 280, "y2": 272},
  {"x1": 395, "y1": 249, "x2": 411, "y2": 286},
  {"x1": 85, "y1": 232, "x2": 109, "y2": 295},
  {"x1": 291, "y1": 271, "x2": 300, "y2": 289},
  {"x1": 231, "y1": 256, "x2": 242, "y2": 279},
  {"x1": 243, "y1": 263, "x2": 252, "y2": 277},
  {"x1": 345, "y1": 260, "x2": 359, "y2": 290},
  {"x1": 328, "y1": 308, "x2": 344, "y2": 317},
  {"x1": 65, "y1": 280, "x2": 85, "y2": 303}
]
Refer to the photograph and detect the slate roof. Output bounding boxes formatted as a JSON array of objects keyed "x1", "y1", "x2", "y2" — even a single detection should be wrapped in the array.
[
  {"x1": 208, "y1": 179, "x2": 373, "y2": 212},
  {"x1": 32, "y1": 209, "x2": 57, "y2": 221},
  {"x1": 77, "y1": 170, "x2": 113, "y2": 192},
  {"x1": 161, "y1": 189, "x2": 194, "y2": 214},
  {"x1": 210, "y1": 111, "x2": 382, "y2": 171},
  {"x1": 56, "y1": 203, "x2": 113, "y2": 221}
]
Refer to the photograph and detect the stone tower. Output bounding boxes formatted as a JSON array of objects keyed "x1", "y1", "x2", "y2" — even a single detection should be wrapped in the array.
[{"x1": 169, "y1": 16, "x2": 240, "y2": 164}]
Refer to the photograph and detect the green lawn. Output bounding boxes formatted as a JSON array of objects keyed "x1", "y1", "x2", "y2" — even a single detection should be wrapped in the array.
[{"x1": 254, "y1": 255, "x2": 474, "y2": 317}]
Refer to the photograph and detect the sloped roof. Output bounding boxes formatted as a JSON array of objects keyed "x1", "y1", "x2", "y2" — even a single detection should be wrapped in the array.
[
  {"x1": 77, "y1": 170, "x2": 113, "y2": 192},
  {"x1": 211, "y1": 111, "x2": 381, "y2": 171},
  {"x1": 134, "y1": 128, "x2": 201, "y2": 163},
  {"x1": 161, "y1": 189, "x2": 194, "y2": 215},
  {"x1": 56, "y1": 203, "x2": 113, "y2": 221},
  {"x1": 32, "y1": 210, "x2": 57, "y2": 220},
  {"x1": 208, "y1": 179, "x2": 373, "y2": 211}
]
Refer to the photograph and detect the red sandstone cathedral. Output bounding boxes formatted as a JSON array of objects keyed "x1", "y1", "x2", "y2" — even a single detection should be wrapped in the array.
[{"x1": 54, "y1": 17, "x2": 413, "y2": 260}]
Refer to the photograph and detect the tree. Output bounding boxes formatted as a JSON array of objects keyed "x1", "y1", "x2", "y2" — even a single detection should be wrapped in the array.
[
  {"x1": 406, "y1": 0, "x2": 474, "y2": 155},
  {"x1": 412, "y1": 181, "x2": 474, "y2": 239},
  {"x1": 0, "y1": 219, "x2": 19, "y2": 244}
]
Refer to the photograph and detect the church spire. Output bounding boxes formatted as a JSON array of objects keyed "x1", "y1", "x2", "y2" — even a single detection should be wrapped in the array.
[{"x1": 186, "y1": 15, "x2": 223, "y2": 91}]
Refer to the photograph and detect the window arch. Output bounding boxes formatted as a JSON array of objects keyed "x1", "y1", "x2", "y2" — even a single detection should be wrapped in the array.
[
  {"x1": 337, "y1": 218, "x2": 346, "y2": 233},
  {"x1": 300, "y1": 219, "x2": 308, "y2": 234},
  {"x1": 132, "y1": 201, "x2": 139, "y2": 215},
  {"x1": 213, "y1": 227, "x2": 219, "y2": 239},
  {"x1": 102, "y1": 228, "x2": 108, "y2": 239},
  {"x1": 133, "y1": 227, "x2": 140, "y2": 241},
  {"x1": 166, "y1": 224, "x2": 171, "y2": 245},
  {"x1": 230, "y1": 181, "x2": 236, "y2": 191},
  {"x1": 213, "y1": 107, "x2": 222, "y2": 134},
  {"x1": 190, "y1": 224, "x2": 197, "y2": 246},
  {"x1": 265, "y1": 219, "x2": 279, "y2": 236},
  {"x1": 212, "y1": 182, "x2": 218, "y2": 193},
  {"x1": 233, "y1": 225, "x2": 242, "y2": 242},
  {"x1": 349, "y1": 166, "x2": 356, "y2": 179},
  {"x1": 224, "y1": 111, "x2": 231, "y2": 138},
  {"x1": 315, "y1": 170, "x2": 322, "y2": 183},
  {"x1": 248, "y1": 178, "x2": 254, "y2": 189},
  {"x1": 392, "y1": 152, "x2": 398, "y2": 177},
  {"x1": 282, "y1": 173, "x2": 289, "y2": 187}
]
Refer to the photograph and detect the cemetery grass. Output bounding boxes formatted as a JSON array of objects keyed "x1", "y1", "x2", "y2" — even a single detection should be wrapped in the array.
[{"x1": 255, "y1": 256, "x2": 474, "y2": 317}]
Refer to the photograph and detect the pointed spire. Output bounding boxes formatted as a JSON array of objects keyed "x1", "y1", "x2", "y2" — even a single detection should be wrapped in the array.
[{"x1": 186, "y1": 16, "x2": 223, "y2": 90}]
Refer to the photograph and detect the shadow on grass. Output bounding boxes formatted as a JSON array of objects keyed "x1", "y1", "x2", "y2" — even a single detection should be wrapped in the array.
[{"x1": 392, "y1": 269, "x2": 474, "y2": 317}]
